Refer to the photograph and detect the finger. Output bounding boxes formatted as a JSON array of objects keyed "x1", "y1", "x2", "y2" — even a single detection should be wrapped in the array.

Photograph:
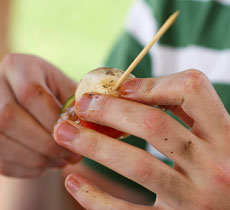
[
  {"x1": 154, "y1": 197, "x2": 175, "y2": 210},
  {"x1": 0, "y1": 101, "x2": 69, "y2": 160},
  {"x1": 76, "y1": 94, "x2": 200, "y2": 166},
  {"x1": 118, "y1": 70, "x2": 229, "y2": 142},
  {"x1": 41, "y1": 61, "x2": 80, "y2": 164},
  {"x1": 65, "y1": 173, "x2": 154, "y2": 210},
  {"x1": 55, "y1": 121, "x2": 191, "y2": 201},
  {"x1": 0, "y1": 133, "x2": 53, "y2": 169},
  {"x1": 8, "y1": 82, "x2": 61, "y2": 133},
  {"x1": 0, "y1": 78, "x2": 70, "y2": 160},
  {"x1": 64, "y1": 153, "x2": 83, "y2": 164},
  {"x1": 3, "y1": 54, "x2": 62, "y2": 132},
  {"x1": 0, "y1": 160, "x2": 44, "y2": 178},
  {"x1": 160, "y1": 105, "x2": 194, "y2": 128},
  {"x1": 44, "y1": 62, "x2": 77, "y2": 104}
]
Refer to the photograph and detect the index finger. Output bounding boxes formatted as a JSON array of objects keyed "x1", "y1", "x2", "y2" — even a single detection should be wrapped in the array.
[
  {"x1": 54, "y1": 120, "x2": 191, "y2": 203},
  {"x1": 75, "y1": 94, "x2": 200, "y2": 167},
  {"x1": 3, "y1": 54, "x2": 76, "y2": 133},
  {"x1": 119, "y1": 69, "x2": 229, "y2": 143}
]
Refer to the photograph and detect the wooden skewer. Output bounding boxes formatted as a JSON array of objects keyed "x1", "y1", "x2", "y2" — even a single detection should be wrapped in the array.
[{"x1": 113, "y1": 11, "x2": 179, "y2": 91}]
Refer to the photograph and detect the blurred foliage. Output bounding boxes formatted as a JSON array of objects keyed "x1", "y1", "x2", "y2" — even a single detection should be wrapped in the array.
[{"x1": 10, "y1": 0, "x2": 133, "y2": 81}]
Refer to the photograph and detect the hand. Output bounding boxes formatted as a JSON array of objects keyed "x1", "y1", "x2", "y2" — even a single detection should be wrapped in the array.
[
  {"x1": 0, "y1": 53, "x2": 80, "y2": 178},
  {"x1": 55, "y1": 69, "x2": 230, "y2": 210}
]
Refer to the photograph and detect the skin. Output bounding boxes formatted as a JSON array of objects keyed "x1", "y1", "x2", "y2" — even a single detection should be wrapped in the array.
[
  {"x1": 54, "y1": 70, "x2": 230, "y2": 210},
  {"x1": 0, "y1": 53, "x2": 80, "y2": 178},
  {"x1": 0, "y1": 0, "x2": 10, "y2": 60},
  {"x1": 0, "y1": 53, "x2": 229, "y2": 209},
  {"x1": 0, "y1": 54, "x2": 150, "y2": 210},
  {"x1": 0, "y1": 53, "x2": 85, "y2": 210}
]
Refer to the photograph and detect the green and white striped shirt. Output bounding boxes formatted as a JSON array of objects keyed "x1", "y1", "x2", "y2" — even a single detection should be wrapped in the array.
[
  {"x1": 106, "y1": 0, "x2": 230, "y2": 160},
  {"x1": 85, "y1": 0, "x2": 230, "y2": 198}
]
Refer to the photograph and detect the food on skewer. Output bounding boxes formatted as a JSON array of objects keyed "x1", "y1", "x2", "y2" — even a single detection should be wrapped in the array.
[
  {"x1": 57, "y1": 67, "x2": 135, "y2": 139},
  {"x1": 57, "y1": 11, "x2": 179, "y2": 139}
]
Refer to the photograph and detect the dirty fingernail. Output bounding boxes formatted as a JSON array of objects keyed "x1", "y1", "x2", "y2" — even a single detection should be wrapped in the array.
[
  {"x1": 55, "y1": 121, "x2": 79, "y2": 146},
  {"x1": 66, "y1": 174, "x2": 80, "y2": 194},
  {"x1": 75, "y1": 94, "x2": 93, "y2": 116},
  {"x1": 118, "y1": 79, "x2": 142, "y2": 96}
]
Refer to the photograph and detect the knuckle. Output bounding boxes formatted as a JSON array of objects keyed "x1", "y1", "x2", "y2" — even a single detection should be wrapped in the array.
[
  {"x1": 1, "y1": 53, "x2": 21, "y2": 69},
  {"x1": 183, "y1": 69, "x2": 207, "y2": 94},
  {"x1": 0, "y1": 103, "x2": 16, "y2": 130},
  {"x1": 210, "y1": 161, "x2": 230, "y2": 186},
  {"x1": 143, "y1": 109, "x2": 168, "y2": 137},
  {"x1": 132, "y1": 157, "x2": 153, "y2": 184},
  {"x1": 195, "y1": 195, "x2": 213, "y2": 210},
  {"x1": 17, "y1": 83, "x2": 46, "y2": 106}
]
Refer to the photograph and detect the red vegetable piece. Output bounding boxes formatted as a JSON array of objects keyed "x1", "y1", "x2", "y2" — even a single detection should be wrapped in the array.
[
  {"x1": 59, "y1": 98, "x2": 125, "y2": 139},
  {"x1": 79, "y1": 119, "x2": 124, "y2": 139}
]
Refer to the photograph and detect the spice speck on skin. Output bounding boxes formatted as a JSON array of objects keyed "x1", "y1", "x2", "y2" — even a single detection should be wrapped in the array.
[{"x1": 184, "y1": 140, "x2": 192, "y2": 151}]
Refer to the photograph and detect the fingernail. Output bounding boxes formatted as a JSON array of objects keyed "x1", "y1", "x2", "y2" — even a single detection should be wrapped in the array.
[
  {"x1": 75, "y1": 93, "x2": 102, "y2": 118},
  {"x1": 66, "y1": 174, "x2": 80, "y2": 194},
  {"x1": 55, "y1": 121, "x2": 79, "y2": 146},
  {"x1": 75, "y1": 94, "x2": 93, "y2": 116},
  {"x1": 119, "y1": 79, "x2": 142, "y2": 96}
]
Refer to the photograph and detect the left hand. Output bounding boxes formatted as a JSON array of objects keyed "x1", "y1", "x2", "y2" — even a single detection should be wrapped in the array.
[
  {"x1": 54, "y1": 69, "x2": 230, "y2": 210},
  {"x1": 0, "y1": 54, "x2": 80, "y2": 178}
]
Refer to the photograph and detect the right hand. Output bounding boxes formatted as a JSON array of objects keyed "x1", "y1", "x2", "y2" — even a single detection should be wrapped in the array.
[
  {"x1": 55, "y1": 70, "x2": 230, "y2": 210},
  {"x1": 0, "y1": 53, "x2": 81, "y2": 178}
]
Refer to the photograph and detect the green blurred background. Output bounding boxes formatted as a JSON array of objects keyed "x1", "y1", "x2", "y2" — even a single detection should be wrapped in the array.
[{"x1": 10, "y1": 0, "x2": 133, "y2": 81}]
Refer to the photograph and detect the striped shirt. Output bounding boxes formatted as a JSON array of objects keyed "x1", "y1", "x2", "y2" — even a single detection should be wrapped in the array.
[
  {"x1": 84, "y1": 0, "x2": 230, "y2": 198},
  {"x1": 105, "y1": 0, "x2": 230, "y2": 161}
]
